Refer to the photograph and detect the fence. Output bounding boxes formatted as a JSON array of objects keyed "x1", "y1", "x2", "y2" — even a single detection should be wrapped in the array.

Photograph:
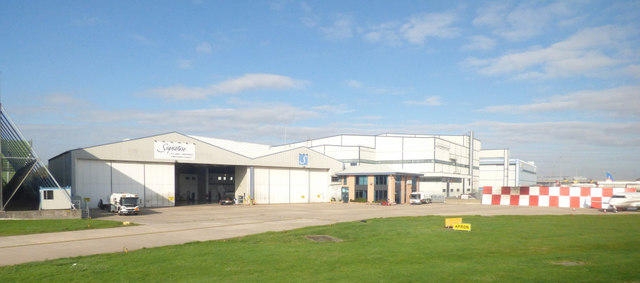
[{"x1": 481, "y1": 186, "x2": 636, "y2": 209}]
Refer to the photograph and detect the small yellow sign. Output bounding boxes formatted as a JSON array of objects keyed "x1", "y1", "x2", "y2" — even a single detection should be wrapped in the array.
[
  {"x1": 169, "y1": 197, "x2": 175, "y2": 201},
  {"x1": 453, "y1": 223, "x2": 471, "y2": 231},
  {"x1": 84, "y1": 197, "x2": 91, "y2": 202},
  {"x1": 445, "y1": 217, "x2": 462, "y2": 228}
]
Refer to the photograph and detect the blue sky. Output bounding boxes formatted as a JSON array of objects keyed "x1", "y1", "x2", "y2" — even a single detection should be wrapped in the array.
[{"x1": 1, "y1": 1, "x2": 639, "y2": 180}]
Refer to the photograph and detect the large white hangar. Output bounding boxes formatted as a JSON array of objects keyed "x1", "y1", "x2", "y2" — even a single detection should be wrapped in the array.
[{"x1": 48, "y1": 132, "x2": 343, "y2": 208}]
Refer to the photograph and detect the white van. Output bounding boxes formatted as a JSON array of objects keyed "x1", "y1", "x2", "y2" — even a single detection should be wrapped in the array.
[{"x1": 410, "y1": 192, "x2": 432, "y2": 204}]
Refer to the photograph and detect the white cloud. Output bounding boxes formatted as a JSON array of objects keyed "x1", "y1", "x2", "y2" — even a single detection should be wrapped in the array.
[
  {"x1": 130, "y1": 34, "x2": 154, "y2": 45},
  {"x1": 14, "y1": 94, "x2": 640, "y2": 180},
  {"x1": 320, "y1": 14, "x2": 354, "y2": 40},
  {"x1": 148, "y1": 73, "x2": 307, "y2": 100},
  {"x1": 483, "y1": 86, "x2": 640, "y2": 118},
  {"x1": 403, "y1": 96, "x2": 443, "y2": 106},
  {"x1": 268, "y1": 0, "x2": 290, "y2": 11},
  {"x1": 473, "y1": 1, "x2": 576, "y2": 41},
  {"x1": 71, "y1": 16, "x2": 103, "y2": 26},
  {"x1": 364, "y1": 22, "x2": 402, "y2": 45},
  {"x1": 344, "y1": 79, "x2": 404, "y2": 95},
  {"x1": 344, "y1": 80, "x2": 363, "y2": 88},
  {"x1": 400, "y1": 12, "x2": 459, "y2": 44},
  {"x1": 195, "y1": 42, "x2": 212, "y2": 54},
  {"x1": 312, "y1": 104, "x2": 354, "y2": 115},
  {"x1": 462, "y1": 35, "x2": 496, "y2": 51},
  {"x1": 177, "y1": 59, "x2": 194, "y2": 69},
  {"x1": 464, "y1": 25, "x2": 635, "y2": 79}
]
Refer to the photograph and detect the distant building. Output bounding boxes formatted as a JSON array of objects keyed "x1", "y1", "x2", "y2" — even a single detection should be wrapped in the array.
[
  {"x1": 479, "y1": 149, "x2": 536, "y2": 189},
  {"x1": 278, "y1": 133, "x2": 481, "y2": 198}
]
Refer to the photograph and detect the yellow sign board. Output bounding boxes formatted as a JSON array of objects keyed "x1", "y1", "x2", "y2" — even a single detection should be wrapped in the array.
[
  {"x1": 169, "y1": 197, "x2": 175, "y2": 201},
  {"x1": 84, "y1": 197, "x2": 91, "y2": 202},
  {"x1": 445, "y1": 218, "x2": 462, "y2": 228},
  {"x1": 453, "y1": 223, "x2": 471, "y2": 231}
]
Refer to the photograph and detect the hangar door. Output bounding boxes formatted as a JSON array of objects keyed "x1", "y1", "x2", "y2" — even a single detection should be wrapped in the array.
[
  {"x1": 252, "y1": 167, "x2": 329, "y2": 204},
  {"x1": 75, "y1": 159, "x2": 175, "y2": 208}
]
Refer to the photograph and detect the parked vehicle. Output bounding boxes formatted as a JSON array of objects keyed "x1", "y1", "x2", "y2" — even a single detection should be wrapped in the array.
[
  {"x1": 108, "y1": 193, "x2": 140, "y2": 215},
  {"x1": 459, "y1": 194, "x2": 476, "y2": 200},
  {"x1": 410, "y1": 192, "x2": 432, "y2": 204}
]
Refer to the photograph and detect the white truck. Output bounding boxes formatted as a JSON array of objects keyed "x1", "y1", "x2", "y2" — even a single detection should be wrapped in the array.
[
  {"x1": 410, "y1": 191, "x2": 432, "y2": 205},
  {"x1": 108, "y1": 193, "x2": 140, "y2": 215}
]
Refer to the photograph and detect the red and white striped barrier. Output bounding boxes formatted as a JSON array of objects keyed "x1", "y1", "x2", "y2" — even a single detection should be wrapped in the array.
[{"x1": 481, "y1": 186, "x2": 637, "y2": 209}]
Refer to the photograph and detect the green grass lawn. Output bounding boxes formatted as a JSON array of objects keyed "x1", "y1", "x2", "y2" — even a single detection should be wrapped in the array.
[
  {"x1": 0, "y1": 219, "x2": 131, "y2": 236},
  {"x1": 1, "y1": 215, "x2": 639, "y2": 282}
]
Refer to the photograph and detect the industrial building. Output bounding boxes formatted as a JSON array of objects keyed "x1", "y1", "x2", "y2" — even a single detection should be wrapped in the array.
[
  {"x1": 49, "y1": 132, "x2": 482, "y2": 209},
  {"x1": 49, "y1": 132, "x2": 343, "y2": 208},
  {"x1": 478, "y1": 149, "x2": 537, "y2": 189},
  {"x1": 277, "y1": 133, "x2": 481, "y2": 197}
]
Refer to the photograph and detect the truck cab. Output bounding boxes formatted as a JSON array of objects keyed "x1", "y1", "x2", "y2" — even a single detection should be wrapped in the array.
[{"x1": 109, "y1": 193, "x2": 140, "y2": 215}]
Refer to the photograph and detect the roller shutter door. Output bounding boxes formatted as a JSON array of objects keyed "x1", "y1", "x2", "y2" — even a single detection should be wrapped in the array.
[
  {"x1": 289, "y1": 169, "x2": 309, "y2": 203},
  {"x1": 111, "y1": 162, "x2": 145, "y2": 206},
  {"x1": 144, "y1": 163, "x2": 175, "y2": 207},
  {"x1": 269, "y1": 168, "x2": 290, "y2": 203},
  {"x1": 254, "y1": 168, "x2": 270, "y2": 204},
  {"x1": 76, "y1": 159, "x2": 111, "y2": 208},
  {"x1": 310, "y1": 170, "x2": 328, "y2": 203}
]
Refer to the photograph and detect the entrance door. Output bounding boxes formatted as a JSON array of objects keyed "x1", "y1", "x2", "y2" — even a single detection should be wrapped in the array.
[{"x1": 341, "y1": 187, "x2": 349, "y2": 203}]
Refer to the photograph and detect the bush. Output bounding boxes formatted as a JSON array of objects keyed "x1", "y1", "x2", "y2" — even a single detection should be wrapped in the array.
[{"x1": 351, "y1": 198, "x2": 367, "y2": 203}]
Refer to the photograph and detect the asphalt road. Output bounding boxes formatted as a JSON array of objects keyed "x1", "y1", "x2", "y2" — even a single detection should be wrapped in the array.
[{"x1": 0, "y1": 202, "x2": 604, "y2": 266}]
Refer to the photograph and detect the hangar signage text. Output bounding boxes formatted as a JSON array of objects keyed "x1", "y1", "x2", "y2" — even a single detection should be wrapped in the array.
[{"x1": 154, "y1": 141, "x2": 195, "y2": 160}]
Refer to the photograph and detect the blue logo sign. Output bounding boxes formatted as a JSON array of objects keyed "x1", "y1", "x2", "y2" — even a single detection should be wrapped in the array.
[{"x1": 299, "y1": 153, "x2": 308, "y2": 166}]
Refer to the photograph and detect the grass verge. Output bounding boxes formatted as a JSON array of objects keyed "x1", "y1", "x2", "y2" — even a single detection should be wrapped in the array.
[
  {"x1": 1, "y1": 215, "x2": 638, "y2": 282},
  {"x1": 0, "y1": 219, "x2": 133, "y2": 237}
]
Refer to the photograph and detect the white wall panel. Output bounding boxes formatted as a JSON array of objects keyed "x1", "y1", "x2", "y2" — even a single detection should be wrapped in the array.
[
  {"x1": 269, "y1": 168, "x2": 290, "y2": 203},
  {"x1": 112, "y1": 162, "x2": 145, "y2": 206},
  {"x1": 289, "y1": 169, "x2": 309, "y2": 203},
  {"x1": 144, "y1": 163, "x2": 175, "y2": 207},
  {"x1": 254, "y1": 168, "x2": 270, "y2": 204},
  {"x1": 375, "y1": 137, "x2": 402, "y2": 160},
  {"x1": 76, "y1": 159, "x2": 112, "y2": 208},
  {"x1": 310, "y1": 170, "x2": 328, "y2": 203},
  {"x1": 342, "y1": 135, "x2": 375, "y2": 147},
  {"x1": 321, "y1": 146, "x2": 359, "y2": 160},
  {"x1": 403, "y1": 138, "x2": 434, "y2": 160}
]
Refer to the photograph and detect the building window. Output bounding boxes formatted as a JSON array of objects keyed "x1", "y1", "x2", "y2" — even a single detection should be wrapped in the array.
[
  {"x1": 355, "y1": 189, "x2": 367, "y2": 199},
  {"x1": 357, "y1": 176, "x2": 368, "y2": 185},
  {"x1": 375, "y1": 175, "x2": 387, "y2": 185},
  {"x1": 442, "y1": 189, "x2": 446, "y2": 192},
  {"x1": 44, "y1": 190, "x2": 54, "y2": 200},
  {"x1": 343, "y1": 177, "x2": 347, "y2": 185},
  {"x1": 331, "y1": 176, "x2": 339, "y2": 183},
  {"x1": 374, "y1": 190, "x2": 388, "y2": 201}
]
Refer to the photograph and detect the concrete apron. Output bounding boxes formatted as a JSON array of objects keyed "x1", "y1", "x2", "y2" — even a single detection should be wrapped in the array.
[{"x1": 0, "y1": 202, "x2": 602, "y2": 266}]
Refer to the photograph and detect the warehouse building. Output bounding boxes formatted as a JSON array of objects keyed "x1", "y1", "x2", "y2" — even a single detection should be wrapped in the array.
[
  {"x1": 275, "y1": 133, "x2": 481, "y2": 197},
  {"x1": 49, "y1": 132, "x2": 343, "y2": 208},
  {"x1": 49, "y1": 132, "x2": 482, "y2": 208},
  {"x1": 478, "y1": 149, "x2": 537, "y2": 189}
]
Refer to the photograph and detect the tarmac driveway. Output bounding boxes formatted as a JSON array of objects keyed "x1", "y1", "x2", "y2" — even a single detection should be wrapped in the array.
[{"x1": 0, "y1": 202, "x2": 602, "y2": 266}]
